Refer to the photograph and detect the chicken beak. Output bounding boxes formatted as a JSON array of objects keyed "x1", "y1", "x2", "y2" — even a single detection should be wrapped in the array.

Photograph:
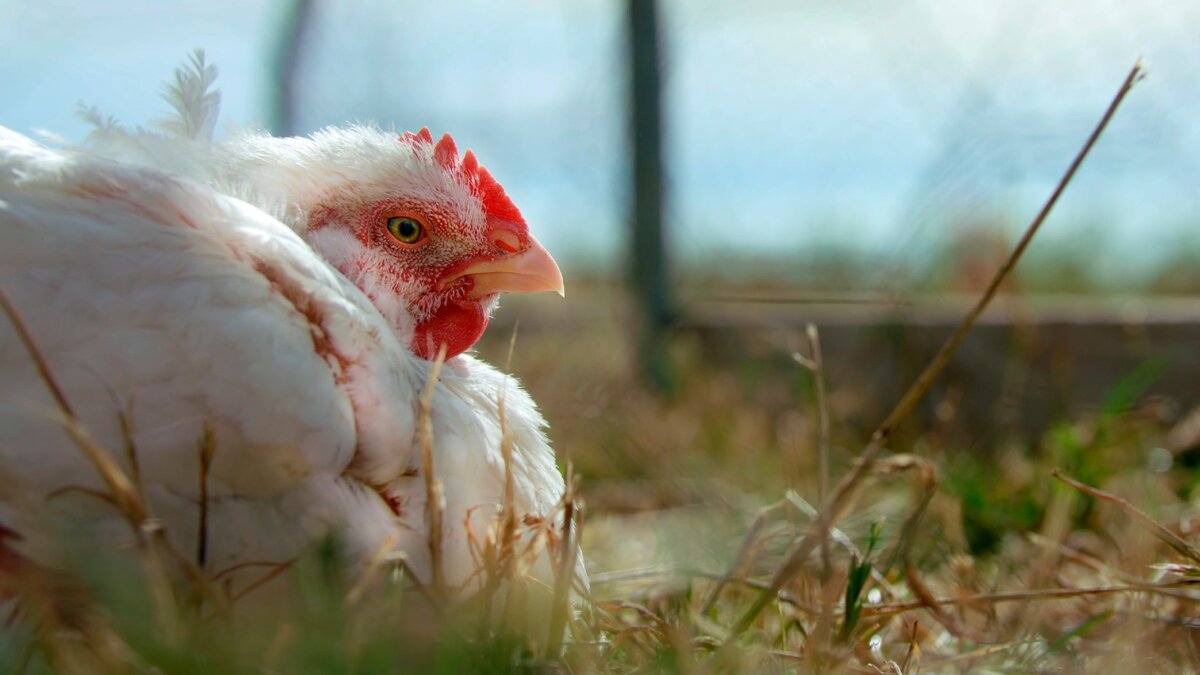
[{"x1": 441, "y1": 234, "x2": 565, "y2": 299}]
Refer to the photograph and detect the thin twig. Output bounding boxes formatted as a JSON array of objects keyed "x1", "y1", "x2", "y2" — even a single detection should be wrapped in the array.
[{"x1": 727, "y1": 57, "x2": 1146, "y2": 638}]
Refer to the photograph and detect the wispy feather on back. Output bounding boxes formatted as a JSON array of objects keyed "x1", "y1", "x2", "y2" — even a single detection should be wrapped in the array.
[
  {"x1": 75, "y1": 50, "x2": 224, "y2": 181},
  {"x1": 156, "y1": 49, "x2": 221, "y2": 141},
  {"x1": 76, "y1": 104, "x2": 119, "y2": 134}
]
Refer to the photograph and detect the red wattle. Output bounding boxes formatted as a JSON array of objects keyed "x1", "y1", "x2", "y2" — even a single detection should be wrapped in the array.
[{"x1": 411, "y1": 300, "x2": 489, "y2": 360}]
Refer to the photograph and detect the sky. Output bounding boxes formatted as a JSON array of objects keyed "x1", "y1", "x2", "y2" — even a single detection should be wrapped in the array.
[{"x1": 2, "y1": 0, "x2": 1198, "y2": 283}]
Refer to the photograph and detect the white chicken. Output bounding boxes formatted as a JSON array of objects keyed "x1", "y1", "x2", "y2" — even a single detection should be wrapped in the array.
[{"x1": 0, "y1": 53, "x2": 577, "y2": 603}]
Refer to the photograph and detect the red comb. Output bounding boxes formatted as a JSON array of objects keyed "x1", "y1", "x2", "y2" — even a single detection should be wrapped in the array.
[
  {"x1": 399, "y1": 129, "x2": 524, "y2": 225},
  {"x1": 433, "y1": 133, "x2": 457, "y2": 171},
  {"x1": 399, "y1": 127, "x2": 435, "y2": 145}
]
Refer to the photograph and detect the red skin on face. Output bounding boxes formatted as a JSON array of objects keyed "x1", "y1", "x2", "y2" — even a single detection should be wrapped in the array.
[
  {"x1": 345, "y1": 199, "x2": 501, "y2": 361},
  {"x1": 310, "y1": 130, "x2": 532, "y2": 361},
  {"x1": 310, "y1": 197, "x2": 509, "y2": 361},
  {"x1": 412, "y1": 298, "x2": 488, "y2": 360}
]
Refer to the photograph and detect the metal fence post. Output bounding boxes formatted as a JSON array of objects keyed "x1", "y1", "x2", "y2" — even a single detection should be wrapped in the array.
[
  {"x1": 628, "y1": 0, "x2": 673, "y2": 391},
  {"x1": 270, "y1": 0, "x2": 316, "y2": 137}
]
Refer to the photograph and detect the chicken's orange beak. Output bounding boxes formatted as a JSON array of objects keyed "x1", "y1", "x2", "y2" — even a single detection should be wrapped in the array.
[{"x1": 439, "y1": 233, "x2": 565, "y2": 300}]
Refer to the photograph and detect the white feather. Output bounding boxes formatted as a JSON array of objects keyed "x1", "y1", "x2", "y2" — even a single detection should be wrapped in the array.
[{"x1": 156, "y1": 49, "x2": 221, "y2": 141}]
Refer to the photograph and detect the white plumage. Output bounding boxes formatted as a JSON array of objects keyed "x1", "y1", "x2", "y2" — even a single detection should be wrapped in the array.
[{"x1": 0, "y1": 53, "x2": 576, "y2": 601}]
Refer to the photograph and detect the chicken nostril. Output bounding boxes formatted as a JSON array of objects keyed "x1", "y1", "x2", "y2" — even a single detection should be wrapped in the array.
[{"x1": 493, "y1": 230, "x2": 522, "y2": 254}]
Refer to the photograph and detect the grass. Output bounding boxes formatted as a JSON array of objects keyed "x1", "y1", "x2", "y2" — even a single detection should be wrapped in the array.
[
  {"x1": 19, "y1": 405, "x2": 1198, "y2": 674},
  {"x1": 7, "y1": 59, "x2": 1200, "y2": 673}
]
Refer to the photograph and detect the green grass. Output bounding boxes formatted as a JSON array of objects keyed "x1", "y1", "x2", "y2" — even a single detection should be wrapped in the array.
[{"x1": 7, "y1": 324, "x2": 1200, "y2": 674}]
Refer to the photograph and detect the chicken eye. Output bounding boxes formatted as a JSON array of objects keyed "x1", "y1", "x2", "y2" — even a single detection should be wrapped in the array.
[{"x1": 386, "y1": 216, "x2": 424, "y2": 244}]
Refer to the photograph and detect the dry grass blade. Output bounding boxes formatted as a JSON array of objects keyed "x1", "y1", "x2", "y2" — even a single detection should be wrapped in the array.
[
  {"x1": 904, "y1": 563, "x2": 968, "y2": 639},
  {"x1": 700, "y1": 500, "x2": 790, "y2": 615},
  {"x1": 471, "y1": 324, "x2": 522, "y2": 633},
  {"x1": 420, "y1": 344, "x2": 449, "y2": 597},
  {"x1": 546, "y1": 465, "x2": 580, "y2": 656},
  {"x1": 0, "y1": 289, "x2": 78, "y2": 420},
  {"x1": 0, "y1": 289, "x2": 143, "y2": 523},
  {"x1": 728, "y1": 58, "x2": 1146, "y2": 639},
  {"x1": 262, "y1": 623, "x2": 297, "y2": 674},
  {"x1": 872, "y1": 58, "x2": 1145, "y2": 442},
  {"x1": 345, "y1": 534, "x2": 400, "y2": 606},
  {"x1": 862, "y1": 579, "x2": 1199, "y2": 618},
  {"x1": 196, "y1": 421, "x2": 215, "y2": 569},
  {"x1": 2, "y1": 287, "x2": 231, "y2": 637},
  {"x1": 116, "y1": 406, "x2": 144, "y2": 498},
  {"x1": 1052, "y1": 468, "x2": 1200, "y2": 563},
  {"x1": 45, "y1": 485, "x2": 119, "y2": 507},
  {"x1": 500, "y1": 323, "x2": 520, "y2": 581},
  {"x1": 917, "y1": 641, "x2": 1024, "y2": 669},
  {"x1": 1, "y1": 288, "x2": 184, "y2": 640},
  {"x1": 226, "y1": 560, "x2": 295, "y2": 605},
  {"x1": 1027, "y1": 533, "x2": 1148, "y2": 587},
  {"x1": 806, "y1": 323, "x2": 831, "y2": 502},
  {"x1": 878, "y1": 454, "x2": 940, "y2": 567},
  {"x1": 394, "y1": 556, "x2": 441, "y2": 610},
  {"x1": 900, "y1": 621, "x2": 920, "y2": 673}
]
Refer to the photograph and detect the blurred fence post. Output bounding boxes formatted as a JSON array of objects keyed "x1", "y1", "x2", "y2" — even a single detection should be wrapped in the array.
[
  {"x1": 270, "y1": 0, "x2": 316, "y2": 136},
  {"x1": 628, "y1": 0, "x2": 673, "y2": 391}
]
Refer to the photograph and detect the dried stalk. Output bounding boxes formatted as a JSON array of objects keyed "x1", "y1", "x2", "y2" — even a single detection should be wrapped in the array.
[
  {"x1": 345, "y1": 533, "x2": 400, "y2": 606},
  {"x1": 0, "y1": 288, "x2": 187, "y2": 641},
  {"x1": 0, "y1": 288, "x2": 226, "y2": 629},
  {"x1": 419, "y1": 344, "x2": 449, "y2": 597},
  {"x1": 1052, "y1": 469, "x2": 1200, "y2": 563},
  {"x1": 879, "y1": 454, "x2": 940, "y2": 569},
  {"x1": 904, "y1": 563, "x2": 968, "y2": 640},
  {"x1": 478, "y1": 324, "x2": 522, "y2": 631},
  {"x1": 116, "y1": 406, "x2": 144, "y2": 499},
  {"x1": 226, "y1": 560, "x2": 295, "y2": 605},
  {"x1": 196, "y1": 421, "x2": 215, "y2": 569},
  {"x1": 700, "y1": 500, "x2": 790, "y2": 615},
  {"x1": 500, "y1": 324, "x2": 520, "y2": 579},
  {"x1": 546, "y1": 464, "x2": 580, "y2": 656},
  {"x1": 806, "y1": 323, "x2": 831, "y2": 502},
  {"x1": 727, "y1": 58, "x2": 1146, "y2": 638},
  {"x1": 862, "y1": 579, "x2": 1199, "y2": 618}
]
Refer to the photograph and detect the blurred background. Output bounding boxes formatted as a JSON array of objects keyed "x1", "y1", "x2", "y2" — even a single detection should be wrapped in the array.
[
  {"x1": 5, "y1": 0, "x2": 1200, "y2": 278},
  {"x1": 4, "y1": 0, "x2": 1200, "y2": 562}
]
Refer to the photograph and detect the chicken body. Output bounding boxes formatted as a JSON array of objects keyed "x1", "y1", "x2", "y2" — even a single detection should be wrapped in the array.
[{"x1": 0, "y1": 57, "x2": 575, "y2": 600}]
